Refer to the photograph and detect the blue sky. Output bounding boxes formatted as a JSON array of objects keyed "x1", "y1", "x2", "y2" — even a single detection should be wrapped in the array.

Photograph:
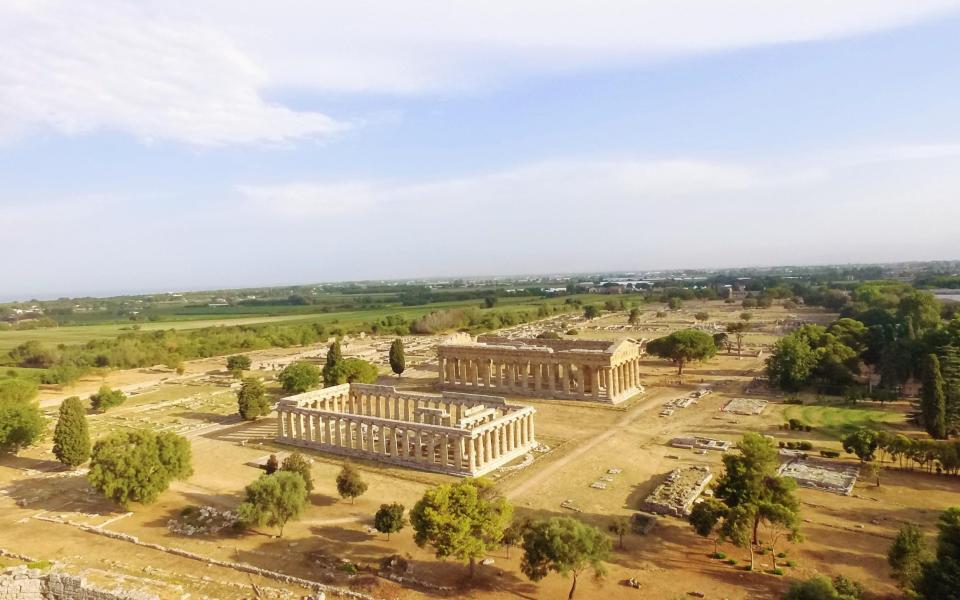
[{"x1": 3, "y1": 1, "x2": 960, "y2": 300}]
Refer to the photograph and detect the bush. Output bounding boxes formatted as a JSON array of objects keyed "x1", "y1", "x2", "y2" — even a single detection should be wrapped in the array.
[
  {"x1": 798, "y1": 441, "x2": 814, "y2": 451},
  {"x1": 712, "y1": 551, "x2": 726, "y2": 559},
  {"x1": 90, "y1": 385, "x2": 126, "y2": 412},
  {"x1": 338, "y1": 563, "x2": 358, "y2": 574},
  {"x1": 772, "y1": 568, "x2": 784, "y2": 576},
  {"x1": 278, "y1": 362, "x2": 321, "y2": 394},
  {"x1": 804, "y1": 425, "x2": 813, "y2": 432},
  {"x1": 786, "y1": 560, "x2": 797, "y2": 567},
  {"x1": 778, "y1": 441, "x2": 786, "y2": 448},
  {"x1": 820, "y1": 450, "x2": 840, "y2": 458},
  {"x1": 788, "y1": 418, "x2": 803, "y2": 431},
  {"x1": 726, "y1": 559, "x2": 737, "y2": 565},
  {"x1": 565, "y1": 329, "x2": 579, "y2": 335},
  {"x1": 777, "y1": 551, "x2": 787, "y2": 558}
]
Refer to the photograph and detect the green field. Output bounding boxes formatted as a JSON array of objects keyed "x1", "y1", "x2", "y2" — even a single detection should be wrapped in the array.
[
  {"x1": 783, "y1": 402, "x2": 905, "y2": 439},
  {"x1": 0, "y1": 294, "x2": 590, "y2": 354}
]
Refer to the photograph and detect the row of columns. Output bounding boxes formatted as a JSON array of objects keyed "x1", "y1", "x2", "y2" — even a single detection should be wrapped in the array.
[
  {"x1": 278, "y1": 408, "x2": 535, "y2": 475},
  {"x1": 311, "y1": 390, "x2": 492, "y2": 425},
  {"x1": 439, "y1": 355, "x2": 643, "y2": 400}
]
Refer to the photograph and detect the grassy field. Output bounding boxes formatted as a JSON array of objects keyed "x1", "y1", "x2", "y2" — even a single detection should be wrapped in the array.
[
  {"x1": 783, "y1": 402, "x2": 906, "y2": 439},
  {"x1": 0, "y1": 294, "x2": 591, "y2": 354}
]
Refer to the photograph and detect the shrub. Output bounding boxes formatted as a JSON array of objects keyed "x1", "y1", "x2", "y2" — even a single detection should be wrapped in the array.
[
  {"x1": 726, "y1": 559, "x2": 737, "y2": 565},
  {"x1": 804, "y1": 425, "x2": 813, "y2": 432},
  {"x1": 778, "y1": 441, "x2": 786, "y2": 448},
  {"x1": 712, "y1": 551, "x2": 726, "y2": 559},
  {"x1": 338, "y1": 563, "x2": 358, "y2": 574},
  {"x1": 772, "y1": 568, "x2": 784, "y2": 576},
  {"x1": 788, "y1": 418, "x2": 803, "y2": 431},
  {"x1": 798, "y1": 441, "x2": 814, "y2": 451},
  {"x1": 820, "y1": 450, "x2": 840, "y2": 458},
  {"x1": 777, "y1": 552, "x2": 787, "y2": 558},
  {"x1": 565, "y1": 329, "x2": 579, "y2": 335},
  {"x1": 786, "y1": 560, "x2": 797, "y2": 567}
]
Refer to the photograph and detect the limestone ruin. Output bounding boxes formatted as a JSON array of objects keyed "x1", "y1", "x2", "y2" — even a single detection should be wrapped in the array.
[
  {"x1": 276, "y1": 383, "x2": 536, "y2": 476},
  {"x1": 778, "y1": 456, "x2": 859, "y2": 495},
  {"x1": 641, "y1": 466, "x2": 713, "y2": 517},
  {"x1": 436, "y1": 333, "x2": 644, "y2": 403}
]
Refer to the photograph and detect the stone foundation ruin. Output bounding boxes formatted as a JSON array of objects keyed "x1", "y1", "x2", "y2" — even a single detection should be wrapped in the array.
[
  {"x1": 640, "y1": 466, "x2": 713, "y2": 517},
  {"x1": 0, "y1": 567, "x2": 158, "y2": 600},
  {"x1": 437, "y1": 334, "x2": 644, "y2": 403},
  {"x1": 277, "y1": 383, "x2": 536, "y2": 476},
  {"x1": 778, "y1": 456, "x2": 859, "y2": 495},
  {"x1": 721, "y1": 398, "x2": 768, "y2": 415}
]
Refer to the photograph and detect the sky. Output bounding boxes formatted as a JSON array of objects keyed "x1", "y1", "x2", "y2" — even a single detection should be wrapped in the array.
[{"x1": 3, "y1": 1, "x2": 960, "y2": 300}]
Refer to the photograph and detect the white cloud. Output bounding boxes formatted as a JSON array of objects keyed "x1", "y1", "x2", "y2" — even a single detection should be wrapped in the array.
[
  {"x1": 1, "y1": 1, "x2": 957, "y2": 145},
  {"x1": 0, "y1": 1, "x2": 344, "y2": 146}
]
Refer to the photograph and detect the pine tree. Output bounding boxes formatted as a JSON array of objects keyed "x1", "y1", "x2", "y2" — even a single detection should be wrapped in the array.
[
  {"x1": 921, "y1": 354, "x2": 947, "y2": 439},
  {"x1": 389, "y1": 338, "x2": 405, "y2": 377},
  {"x1": 52, "y1": 396, "x2": 90, "y2": 468},
  {"x1": 323, "y1": 340, "x2": 343, "y2": 386}
]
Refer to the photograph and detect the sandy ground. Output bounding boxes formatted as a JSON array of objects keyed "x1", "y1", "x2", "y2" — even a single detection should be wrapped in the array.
[{"x1": 2, "y1": 301, "x2": 954, "y2": 599}]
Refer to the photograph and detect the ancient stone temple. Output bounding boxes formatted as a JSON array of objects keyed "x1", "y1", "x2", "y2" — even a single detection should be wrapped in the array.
[
  {"x1": 276, "y1": 383, "x2": 536, "y2": 476},
  {"x1": 437, "y1": 334, "x2": 644, "y2": 404}
]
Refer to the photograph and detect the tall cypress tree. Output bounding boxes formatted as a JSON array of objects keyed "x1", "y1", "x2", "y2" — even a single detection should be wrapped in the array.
[
  {"x1": 322, "y1": 340, "x2": 343, "y2": 386},
  {"x1": 52, "y1": 396, "x2": 91, "y2": 468},
  {"x1": 389, "y1": 338, "x2": 405, "y2": 377},
  {"x1": 921, "y1": 354, "x2": 947, "y2": 439},
  {"x1": 938, "y1": 345, "x2": 960, "y2": 432}
]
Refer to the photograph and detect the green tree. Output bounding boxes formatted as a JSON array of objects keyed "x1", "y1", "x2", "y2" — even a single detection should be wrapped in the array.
[
  {"x1": 410, "y1": 478, "x2": 512, "y2": 577},
  {"x1": 922, "y1": 354, "x2": 948, "y2": 439},
  {"x1": 726, "y1": 322, "x2": 749, "y2": 358},
  {"x1": 667, "y1": 297, "x2": 683, "y2": 310},
  {"x1": 520, "y1": 517, "x2": 611, "y2": 600},
  {"x1": 502, "y1": 517, "x2": 531, "y2": 558},
  {"x1": 0, "y1": 378, "x2": 39, "y2": 403},
  {"x1": 322, "y1": 340, "x2": 343, "y2": 386},
  {"x1": 713, "y1": 332, "x2": 729, "y2": 352},
  {"x1": 52, "y1": 396, "x2": 90, "y2": 468},
  {"x1": 483, "y1": 295, "x2": 497, "y2": 309},
  {"x1": 88, "y1": 429, "x2": 192, "y2": 507},
  {"x1": 608, "y1": 518, "x2": 628, "y2": 550},
  {"x1": 374, "y1": 502, "x2": 406, "y2": 540},
  {"x1": 389, "y1": 338, "x2": 405, "y2": 377},
  {"x1": 646, "y1": 329, "x2": 717, "y2": 376},
  {"x1": 784, "y1": 575, "x2": 862, "y2": 600},
  {"x1": 90, "y1": 385, "x2": 126, "y2": 412},
  {"x1": 898, "y1": 291, "x2": 941, "y2": 332},
  {"x1": 714, "y1": 432, "x2": 798, "y2": 545},
  {"x1": 326, "y1": 358, "x2": 379, "y2": 386},
  {"x1": 0, "y1": 390, "x2": 46, "y2": 454},
  {"x1": 226, "y1": 354, "x2": 252, "y2": 377},
  {"x1": 766, "y1": 335, "x2": 817, "y2": 391},
  {"x1": 627, "y1": 308, "x2": 640, "y2": 325},
  {"x1": 265, "y1": 453, "x2": 279, "y2": 474},
  {"x1": 758, "y1": 500, "x2": 802, "y2": 571},
  {"x1": 583, "y1": 305, "x2": 600, "y2": 320},
  {"x1": 842, "y1": 428, "x2": 879, "y2": 463},
  {"x1": 721, "y1": 504, "x2": 757, "y2": 571},
  {"x1": 237, "y1": 377, "x2": 270, "y2": 420},
  {"x1": 888, "y1": 523, "x2": 929, "y2": 590},
  {"x1": 280, "y1": 451, "x2": 314, "y2": 493},
  {"x1": 278, "y1": 361, "x2": 321, "y2": 394},
  {"x1": 236, "y1": 471, "x2": 307, "y2": 537},
  {"x1": 689, "y1": 497, "x2": 728, "y2": 555},
  {"x1": 915, "y1": 507, "x2": 960, "y2": 599},
  {"x1": 336, "y1": 463, "x2": 367, "y2": 504},
  {"x1": 740, "y1": 311, "x2": 753, "y2": 322},
  {"x1": 694, "y1": 311, "x2": 710, "y2": 322}
]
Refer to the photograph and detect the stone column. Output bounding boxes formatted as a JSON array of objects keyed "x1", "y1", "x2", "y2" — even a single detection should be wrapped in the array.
[
  {"x1": 395, "y1": 429, "x2": 405, "y2": 459},
  {"x1": 483, "y1": 360, "x2": 492, "y2": 387},
  {"x1": 455, "y1": 436, "x2": 464, "y2": 471},
  {"x1": 469, "y1": 435, "x2": 479, "y2": 471},
  {"x1": 562, "y1": 364, "x2": 571, "y2": 394},
  {"x1": 527, "y1": 415, "x2": 535, "y2": 443},
  {"x1": 438, "y1": 357, "x2": 446, "y2": 383}
]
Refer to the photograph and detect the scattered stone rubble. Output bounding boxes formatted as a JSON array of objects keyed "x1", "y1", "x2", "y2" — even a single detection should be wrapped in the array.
[
  {"x1": 641, "y1": 466, "x2": 713, "y2": 517},
  {"x1": 167, "y1": 505, "x2": 237, "y2": 536},
  {"x1": 0, "y1": 566, "x2": 158, "y2": 600}
]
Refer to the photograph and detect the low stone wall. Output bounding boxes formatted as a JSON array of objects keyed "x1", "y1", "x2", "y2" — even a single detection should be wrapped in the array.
[
  {"x1": 33, "y1": 516, "x2": 376, "y2": 600},
  {"x1": 0, "y1": 567, "x2": 158, "y2": 600}
]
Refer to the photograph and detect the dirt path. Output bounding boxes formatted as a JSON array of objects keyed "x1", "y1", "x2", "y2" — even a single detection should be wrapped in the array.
[{"x1": 505, "y1": 389, "x2": 677, "y2": 500}]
